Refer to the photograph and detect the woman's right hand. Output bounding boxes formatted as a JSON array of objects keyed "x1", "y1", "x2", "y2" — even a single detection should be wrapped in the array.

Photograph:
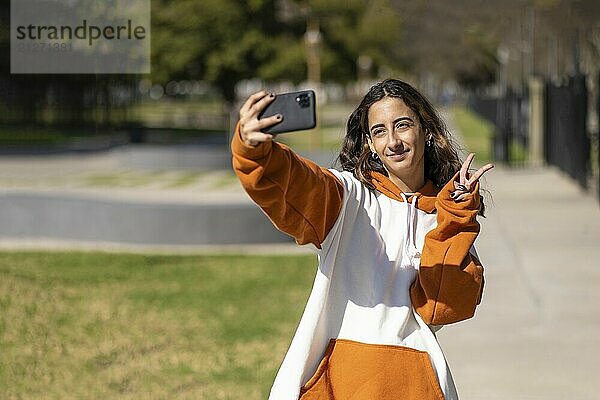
[{"x1": 238, "y1": 90, "x2": 283, "y2": 147}]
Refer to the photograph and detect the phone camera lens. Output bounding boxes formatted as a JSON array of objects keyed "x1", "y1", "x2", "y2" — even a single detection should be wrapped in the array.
[{"x1": 296, "y1": 93, "x2": 311, "y2": 108}]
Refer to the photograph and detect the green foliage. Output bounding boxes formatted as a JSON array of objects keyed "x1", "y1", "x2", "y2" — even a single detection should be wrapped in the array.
[
  {"x1": 257, "y1": 37, "x2": 307, "y2": 83},
  {"x1": 351, "y1": 0, "x2": 402, "y2": 67},
  {"x1": 456, "y1": 25, "x2": 499, "y2": 87},
  {"x1": 149, "y1": 0, "x2": 404, "y2": 100},
  {"x1": 150, "y1": 0, "x2": 299, "y2": 100}
]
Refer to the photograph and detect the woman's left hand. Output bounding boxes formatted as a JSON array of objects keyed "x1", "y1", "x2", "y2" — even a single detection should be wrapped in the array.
[{"x1": 451, "y1": 153, "x2": 494, "y2": 201}]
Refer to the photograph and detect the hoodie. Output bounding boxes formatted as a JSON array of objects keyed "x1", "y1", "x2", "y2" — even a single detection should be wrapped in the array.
[{"x1": 231, "y1": 124, "x2": 484, "y2": 400}]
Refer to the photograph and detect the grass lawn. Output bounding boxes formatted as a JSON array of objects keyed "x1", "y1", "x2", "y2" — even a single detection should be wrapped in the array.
[
  {"x1": 0, "y1": 252, "x2": 318, "y2": 399},
  {"x1": 450, "y1": 105, "x2": 494, "y2": 165},
  {"x1": 0, "y1": 126, "x2": 100, "y2": 145},
  {"x1": 451, "y1": 105, "x2": 529, "y2": 166}
]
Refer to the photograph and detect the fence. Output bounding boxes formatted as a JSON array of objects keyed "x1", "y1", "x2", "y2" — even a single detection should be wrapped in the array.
[
  {"x1": 468, "y1": 90, "x2": 528, "y2": 164},
  {"x1": 469, "y1": 74, "x2": 596, "y2": 195},
  {"x1": 0, "y1": 75, "x2": 139, "y2": 127},
  {"x1": 545, "y1": 75, "x2": 590, "y2": 189},
  {"x1": 0, "y1": 75, "x2": 231, "y2": 153}
]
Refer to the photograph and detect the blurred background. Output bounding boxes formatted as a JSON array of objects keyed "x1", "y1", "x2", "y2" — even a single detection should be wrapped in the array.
[
  {"x1": 1, "y1": 0, "x2": 598, "y2": 178},
  {"x1": 0, "y1": 1, "x2": 599, "y2": 399}
]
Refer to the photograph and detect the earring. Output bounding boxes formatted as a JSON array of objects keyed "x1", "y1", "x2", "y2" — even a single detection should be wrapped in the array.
[
  {"x1": 426, "y1": 136, "x2": 433, "y2": 147},
  {"x1": 370, "y1": 151, "x2": 379, "y2": 160}
]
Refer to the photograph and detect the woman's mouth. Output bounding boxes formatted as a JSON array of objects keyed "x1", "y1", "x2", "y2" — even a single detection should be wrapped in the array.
[{"x1": 386, "y1": 149, "x2": 409, "y2": 161}]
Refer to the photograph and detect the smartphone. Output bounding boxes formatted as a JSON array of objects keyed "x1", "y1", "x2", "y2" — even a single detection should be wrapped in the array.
[{"x1": 258, "y1": 90, "x2": 316, "y2": 134}]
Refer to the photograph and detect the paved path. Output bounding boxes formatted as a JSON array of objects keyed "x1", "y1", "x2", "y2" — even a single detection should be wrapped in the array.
[
  {"x1": 438, "y1": 165, "x2": 600, "y2": 400},
  {"x1": 0, "y1": 149, "x2": 246, "y2": 203},
  {"x1": 0, "y1": 149, "x2": 295, "y2": 247}
]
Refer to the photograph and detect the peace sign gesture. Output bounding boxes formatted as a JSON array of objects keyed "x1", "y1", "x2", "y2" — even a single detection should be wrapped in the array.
[{"x1": 450, "y1": 153, "x2": 494, "y2": 201}]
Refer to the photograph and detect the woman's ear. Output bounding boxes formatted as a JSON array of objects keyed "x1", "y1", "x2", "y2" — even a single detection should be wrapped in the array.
[
  {"x1": 425, "y1": 129, "x2": 434, "y2": 148},
  {"x1": 424, "y1": 128, "x2": 433, "y2": 143}
]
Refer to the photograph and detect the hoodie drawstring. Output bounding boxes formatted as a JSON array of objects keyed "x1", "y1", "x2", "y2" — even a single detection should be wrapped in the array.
[{"x1": 400, "y1": 193, "x2": 421, "y2": 261}]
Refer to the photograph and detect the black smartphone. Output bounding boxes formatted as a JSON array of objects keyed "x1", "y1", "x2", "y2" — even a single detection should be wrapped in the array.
[{"x1": 258, "y1": 90, "x2": 316, "y2": 134}]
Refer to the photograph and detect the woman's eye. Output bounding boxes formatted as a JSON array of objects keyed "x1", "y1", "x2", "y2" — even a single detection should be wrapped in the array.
[
  {"x1": 395, "y1": 122, "x2": 410, "y2": 130},
  {"x1": 372, "y1": 130, "x2": 385, "y2": 137}
]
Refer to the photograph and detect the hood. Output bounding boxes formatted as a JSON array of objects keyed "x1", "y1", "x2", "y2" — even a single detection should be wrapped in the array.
[{"x1": 370, "y1": 171, "x2": 439, "y2": 213}]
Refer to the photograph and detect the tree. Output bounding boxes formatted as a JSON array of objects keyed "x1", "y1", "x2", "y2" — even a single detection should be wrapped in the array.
[
  {"x1": 150, "y1": 0, "x2": 288, "y2": 101},
  {"x1": 149, "y1": 0, "x2": 405, "y2": 101}
]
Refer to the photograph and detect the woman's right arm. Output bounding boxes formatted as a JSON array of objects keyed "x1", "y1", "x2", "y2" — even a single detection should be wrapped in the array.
[{"x1": 231, "y1": 91, "x2": 344, "y2": 249}]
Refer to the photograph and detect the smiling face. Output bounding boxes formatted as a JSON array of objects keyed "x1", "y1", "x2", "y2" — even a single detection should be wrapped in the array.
[{"x1": 367, "y1": 96, "x2": 429, "y2": 191}]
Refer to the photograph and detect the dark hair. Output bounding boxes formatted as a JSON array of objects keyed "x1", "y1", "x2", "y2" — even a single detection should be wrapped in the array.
[{"x1": 337, "y1": 78, "x2": 486, "y2": 216}]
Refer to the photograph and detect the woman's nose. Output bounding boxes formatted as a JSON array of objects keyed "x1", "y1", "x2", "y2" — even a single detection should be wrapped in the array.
[{"x1": 386, "y1": 129, "x2": 402, "y2": 148}]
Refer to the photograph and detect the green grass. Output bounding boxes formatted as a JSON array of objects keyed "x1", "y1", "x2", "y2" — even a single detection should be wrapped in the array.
[
  {"x1": 451, "y1": 105, "x2": 530, "y2": 166},
  {"x1": 450, "y1": 105, "x2": 494, "y2": 164},
  {"x1": 0, "y1": 251, "x2": 317, "y2": 399},
  {"x1": 129, "y1": 99, "x2": 225, "y2": 117},
  {"x1": 163, "y1": 172, "x2": 207, "y2": 189},
  {"x1": 83, "y1": 171, "x2": 169, "y2": 188},
  {"x1": 0, "y1": 126, "x2": 95, "y2": 145},
  {"x1": 510, "y1": 140, "x2": 529, "y2": 164},
  {"x1": 207, "y1": 172, "x2": 240, "y2": 189}
]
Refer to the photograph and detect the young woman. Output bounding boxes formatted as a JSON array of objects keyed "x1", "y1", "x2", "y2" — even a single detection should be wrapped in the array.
[{"x1": 231, "y1": 79, "x2": 493, "y2": 400}]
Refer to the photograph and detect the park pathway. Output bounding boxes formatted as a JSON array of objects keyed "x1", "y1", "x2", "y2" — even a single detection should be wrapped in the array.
[
  {"x1": 436, "y1": 165, "x2": 599, "y2": 399},
  {"x1": 437, "y1": 109, "x2": 600, "y2": 399}
]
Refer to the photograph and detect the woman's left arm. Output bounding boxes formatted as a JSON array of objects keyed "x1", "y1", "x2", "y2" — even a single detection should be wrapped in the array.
[{"x1": 410, "y1": 154, "x2": 493, "y2": 325}]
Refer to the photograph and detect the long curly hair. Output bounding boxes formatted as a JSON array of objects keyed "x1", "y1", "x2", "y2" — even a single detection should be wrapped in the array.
[{"x1": 337, "y1": 78, "x2": 486, "y2": 216}]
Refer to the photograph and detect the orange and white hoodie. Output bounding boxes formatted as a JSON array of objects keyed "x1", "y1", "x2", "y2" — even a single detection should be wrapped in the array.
[{"x1": 231, "y1": 124, "x2": 484, "y2": 400}]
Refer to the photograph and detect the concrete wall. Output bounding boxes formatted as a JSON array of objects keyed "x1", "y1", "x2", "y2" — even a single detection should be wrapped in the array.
[
  {"x1": 0, "y1": 192, "x2": 292, "y2": 245},
  {"x1": 116, "y1": 144, "x2": 340, "y2": 171}
]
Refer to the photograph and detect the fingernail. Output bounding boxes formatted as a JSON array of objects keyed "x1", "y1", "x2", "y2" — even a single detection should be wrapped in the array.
[
  {"x1": 270, "y1": 93, "x2": 275, "y2": 98},
  {"x1": 276, "y1": 114, "x2": 282, "y2": 120}
]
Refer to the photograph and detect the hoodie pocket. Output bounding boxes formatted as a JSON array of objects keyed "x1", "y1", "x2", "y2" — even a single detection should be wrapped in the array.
[
  {"x1": 299, "y1": 339, "x2": 336, "y2": 399},
  {"x1": 299, "y1": 339, "x2": 445, "y2": 400}
]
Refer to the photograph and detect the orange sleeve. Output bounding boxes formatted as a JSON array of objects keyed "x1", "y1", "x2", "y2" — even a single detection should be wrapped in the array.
[
  {"x1": 410, "y1": 172, "x2": 484, "y2": 325},
  {"x1": 231, "y1": 122, "x2": 344, "y2": 248}
]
